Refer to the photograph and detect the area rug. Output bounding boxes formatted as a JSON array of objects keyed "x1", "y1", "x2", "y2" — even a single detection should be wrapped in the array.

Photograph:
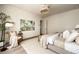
[
  {"x1": 0, "y1": 45, "x2": 26, "y2": 54},
  {"x1": 21, "y1": 38, "x2": 56, "y2": 54}
]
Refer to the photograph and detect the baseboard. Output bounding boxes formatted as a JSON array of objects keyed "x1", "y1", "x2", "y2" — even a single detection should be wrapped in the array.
[{"x1": 23, "y1": 35, "x2": 40, "y2": 41}]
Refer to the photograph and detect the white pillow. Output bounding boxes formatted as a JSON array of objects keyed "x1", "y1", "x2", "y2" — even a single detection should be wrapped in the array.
[
  {"x1": 63, "y1": 30, "x2": 70, "y2": 40},
  {"x1": 66, "y1": 31, "x2": 79, "y2": 42},
  {"x1": 46, "y1": 33, "x2": 59, "y2": 44}
]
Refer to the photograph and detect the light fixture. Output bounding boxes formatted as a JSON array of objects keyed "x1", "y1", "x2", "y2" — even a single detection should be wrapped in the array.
[
  {"x1": 5, "y1": 22, "x2": 14, "y2": 27},
  {"x1": 75, "y1": 25, "x2": 79, "y2": 29},
  {"x1": 5, "y1": 17, "x2": 14, "y2": 27},
  {"x1": 40, "y1": 5, "x2": 49, "y2": 15}
]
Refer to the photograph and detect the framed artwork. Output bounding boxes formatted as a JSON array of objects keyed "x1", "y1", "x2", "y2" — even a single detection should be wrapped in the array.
[{"x1": 20, "y1": 19, "x2": 35, "y2": 31}]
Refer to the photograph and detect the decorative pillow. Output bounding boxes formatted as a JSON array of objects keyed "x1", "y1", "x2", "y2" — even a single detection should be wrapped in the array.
[
  {"x1": 63, "y1": 30, "x2": 70, "y2": 40},
  {"x1": 66, "y1": 31, "x2": 79, "y2": 42},
  {"x1": 75, "y1": 37, "x2": 79, "y2": 45}
]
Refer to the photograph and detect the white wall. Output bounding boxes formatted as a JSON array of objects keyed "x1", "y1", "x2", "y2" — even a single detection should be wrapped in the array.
[
  {"x1": 41, "y1": 20, "x2": 47, "y2": 34},
  {"x1": 0, "y1": 5, "x2": 40, "y2": 39},
  {"x1": 42, "y1": 9, "x2": 79, "y2": 34}
]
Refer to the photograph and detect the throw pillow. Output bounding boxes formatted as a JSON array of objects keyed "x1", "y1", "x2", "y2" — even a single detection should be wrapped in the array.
[
  {"x1": 63, "y1": 30, "x2": 70, "y2": 40},
  {"x1": 75, "y1": 36, "x2": 79, "y2": 45},
  {"x1": 66, "y1": 31, "x2": 79, "y2": 42}
]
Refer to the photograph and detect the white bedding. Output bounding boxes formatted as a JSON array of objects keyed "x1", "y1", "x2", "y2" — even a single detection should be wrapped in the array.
[
  {"x1": 46, "y1": 33, "x2": 59, "y2": 45},
  {"x1": 40, "y1": 33, "x2": 59, "y2": 48},
  {"x1": 65, "y1": 42, "x2": 79, "y2": 53},
  {"x1": 66, "y1": 31, "x2": 79, "y2": 42},
  {"x1": 63, "y1": 30, "x2": 70, "y2": 40}
]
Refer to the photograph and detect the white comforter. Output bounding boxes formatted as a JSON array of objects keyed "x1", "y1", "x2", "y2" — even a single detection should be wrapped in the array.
[{"x1": 65, "y1": 42, "x2": 79, "y2": 53}]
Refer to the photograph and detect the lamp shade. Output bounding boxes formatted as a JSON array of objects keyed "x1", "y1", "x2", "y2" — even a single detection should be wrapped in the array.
[
  {"x1": 5, "y1": 22, "x2": 14, "y2": 27},
  {"x1": 75, "y1": 25, "x2": 79, "y2": 29},
  {"x1": 40, "y1": 5, "x2": 49, "y2": 15}
]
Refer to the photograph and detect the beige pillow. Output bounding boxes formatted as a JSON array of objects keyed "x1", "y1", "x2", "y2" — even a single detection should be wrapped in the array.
[{"x1": 75, "y1": 37, "x2": 79, "y2": 45}]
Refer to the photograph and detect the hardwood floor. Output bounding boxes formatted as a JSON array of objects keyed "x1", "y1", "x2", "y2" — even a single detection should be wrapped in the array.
[{"x1": 0, "y1": 45, "x2": 26, "y2": 54}]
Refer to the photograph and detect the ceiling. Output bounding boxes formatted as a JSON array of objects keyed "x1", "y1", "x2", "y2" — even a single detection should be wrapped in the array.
[{"x1": 11, "y1": 4, "x2": 79, "y2": 17}]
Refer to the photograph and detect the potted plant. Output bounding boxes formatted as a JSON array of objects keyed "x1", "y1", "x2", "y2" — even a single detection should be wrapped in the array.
[{"x1": 0, "y1": 12, "x2": 11, "y2": 46}]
